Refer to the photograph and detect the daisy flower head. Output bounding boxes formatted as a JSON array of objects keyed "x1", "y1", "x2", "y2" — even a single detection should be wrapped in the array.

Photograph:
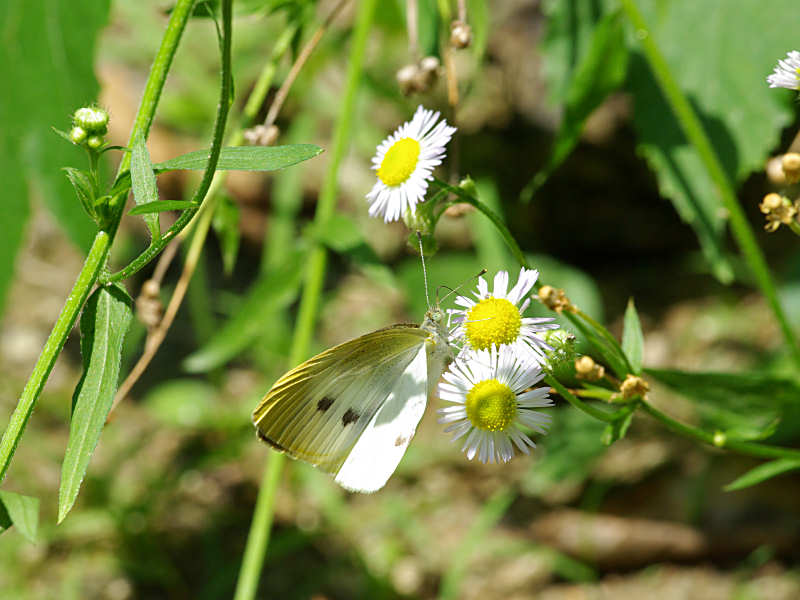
[
  {"x1": 438, "y1": 347, "x2": 553, "y2": 463},
  {"x1": 366, "y1": 105, "x2": 456, "y2": 222},
  {"x1": 449, "y1": 267, "x2": 558, "y2": 362},
  {"x1": 767, "y1": 50, "x2": 800, "y2": 90}
]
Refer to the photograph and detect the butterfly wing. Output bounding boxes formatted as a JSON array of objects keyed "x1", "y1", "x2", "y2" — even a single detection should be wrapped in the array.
[{"x1": 252, "y1": 325, "x2": 430, "y2": 492}]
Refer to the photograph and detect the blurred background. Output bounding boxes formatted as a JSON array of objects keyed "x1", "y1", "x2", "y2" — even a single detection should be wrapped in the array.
[{"x1": 2, "y1": 0, "x2": 800, "y2": 598}]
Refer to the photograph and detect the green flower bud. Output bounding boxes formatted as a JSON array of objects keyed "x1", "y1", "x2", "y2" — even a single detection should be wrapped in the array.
[
  {"x1": 541, "y1": 329, "x2": 577, "y2": 380},
  {"x1": 69, "y1": 126, "x2": 87, "y2": 144},
  {"x1": 73, "y1": 106, "x2": 109, "y2": 135},
  {"x1": 86, "y1": 135, "x2": 104, "y2": 150}
]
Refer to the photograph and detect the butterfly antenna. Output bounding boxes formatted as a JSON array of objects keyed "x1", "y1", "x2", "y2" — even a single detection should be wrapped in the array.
[
  {"x1": 437, "y1": 268, "x2": 488, "y2": 303},
  {"x1": 416, "y1": 231, "x2": 432, "y2": 310}
]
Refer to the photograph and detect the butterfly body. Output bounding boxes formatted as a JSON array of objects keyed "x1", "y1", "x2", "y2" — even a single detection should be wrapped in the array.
[{"x1": 252, "y1": 307, "x2": 452, "y2": 492}]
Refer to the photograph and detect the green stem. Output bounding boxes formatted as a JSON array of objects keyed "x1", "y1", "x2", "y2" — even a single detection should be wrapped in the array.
[
  {"x1": 232, "y1": 451, "x2": 284, "y2": 600},
  {"x1": 430, "y1": 177, "x2": 530, "y2": 269},
  {"x1": 0, "y1": 0, "x2": 196, "y2": 483},
  {"x1": 640, "y1": 401, "x2": 800, "y2": 461},
  {"x1": 619, "y1": 0, "x2": 800, "y2": 366},
  {"x1": 545, "y1": 375, "x2": 616, "y2": 423},
  {"x1": 107, "y1": 0, "x2": 234, "y2": 283},
  {"x1": 233, "y1": 2, "x2": 377, "y2": 598}
]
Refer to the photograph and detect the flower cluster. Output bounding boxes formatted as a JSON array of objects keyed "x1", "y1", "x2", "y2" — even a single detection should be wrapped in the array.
[{"x1": 367, "y1": 108, "x2": 557, "y2": 464}]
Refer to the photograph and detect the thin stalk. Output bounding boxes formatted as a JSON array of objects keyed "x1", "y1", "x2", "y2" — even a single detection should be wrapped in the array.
[
  {"x1": 620, "y1": 0, "x2": 800, "y2": 366},
  {"x1": 431, "y1": 177, "x2": 529, "y2": 269},
  {"x1": 640, "y1": 401, "x2": 800, "y2": 461},
  {"x1": 233, "y1": 1, "x2": 377, "y2": 598},
  {"x1": 546, "y1": 375, "x2": 616, "y2": 423},
  {"x1": 0, "y1": 0, "x2": 196, "y2": 482}
]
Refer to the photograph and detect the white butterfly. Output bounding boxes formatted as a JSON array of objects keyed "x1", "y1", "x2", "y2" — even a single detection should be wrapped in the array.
[{"x1": 252, "y1": 305, "x2": 454, "y2": 493}]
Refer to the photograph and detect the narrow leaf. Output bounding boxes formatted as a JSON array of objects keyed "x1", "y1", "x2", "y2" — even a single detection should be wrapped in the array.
[
  {"x1": 130, "y1": 136, "x2": 161, "y2": 239},
  {"x1": 183, "y1": 251, "x2": 306, "y2": 372},
  {"x1": 522, "y1": 10, "x2": 628, "y2": 202},
  {"x1": 58, "y1": 284, "x2": 133, "y2": 523},
  {"x1": 154, "y1": 144, "x2": 323, "y2": 172},
  {"x1": 0, "y1": 490, "x2": 39, "y2": 542},
  {"x1": 62, "y1": 167, "x2": 96, "y2": 220},
  {"x1": 724, "y1": 458, "x2": 800, "y2": 492},
  {"x1": 128, "y1": 200, "x2": 198, "y2": 215},
  {"x1": 621, "y1": 298, "x2": 644, "y2": 374},
  {"x1": 212, "y1": 194, "x2": 241, "y2": 276}
]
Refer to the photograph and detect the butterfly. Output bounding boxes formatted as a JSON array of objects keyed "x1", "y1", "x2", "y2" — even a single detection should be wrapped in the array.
[{"x1": 251, "y1": 304, "x2": 454, "y2": 492}]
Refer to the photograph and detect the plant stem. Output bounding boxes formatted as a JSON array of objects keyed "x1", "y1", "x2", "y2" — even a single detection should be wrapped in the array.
[
  {"x1": 232, "y1": 451, "x2": 284, "y2": 600},
  {"x1": 233, "y1": 1, "x2": 377, "y2": 597},
  {"x1": 0, "y1": 231, "x2": 108, "y2": 482},
  {"x1": 431, "y1": 177, "x2": 530, "y2": 269},
  {"x1": 640, "y1": 401, "x2": 800, "y2": 461},
  {"x1": 546, "y1": 375, "x2": 616, "y2": 423},
  {"x1": 619, "y1": 0, "x2": 800, "y2": 366},
  {"x1": 0, "y1": 0, "x2": 196, "y2": 483}
]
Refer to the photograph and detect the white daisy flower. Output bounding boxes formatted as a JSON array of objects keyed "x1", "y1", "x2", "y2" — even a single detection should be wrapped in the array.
[
  {"x1": 438, "y1": 347, "x2": 553, "y2": 463},
  {"x1": 767, "y1": 51, "x2": 800, "y2": 90},
  {"x1": 366, "y1": 105, "x2": 456, "y2": 222},
  {"x1": 449, "y1": 267, "x2": 558, "y2": 362}
]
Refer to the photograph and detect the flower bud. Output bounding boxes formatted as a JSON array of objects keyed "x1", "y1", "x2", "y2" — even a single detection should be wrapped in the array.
[
  {"x1": 782, "y1": 152, "x2": 800, "y2": 184},
  {"x1": 73, "y1": 106, "x2": 109, "y2": 135},
  {"x1": 759, "y1": 192, "x2": 797, "y2": 232},
  {"x1": 619, "y1": 374, "x2": 649, "y2": 400},
  {"x1": 541, "y1": 330, "x2": 577, "y2": 379},
  {"x1": 137, "y1": 279, "x2": 163, "y2": 329},
  {"x1": 414, "y1": 56, "x2": 440, "y2": 93},
  {"x1": 538, "y1": 285, "x2": 576, "y2": 313},
  {"x1": 69, "y1": 126, "x2": 88, "y2": 145},
  {"x1": 86, "y1": 135, "x2": 104, "y2": 150},
  {"x1": 450, "y1": 20, "x2": 472, "y2": 49},
  {"x1": 575, "y1": 355, "x2": 604, "y2": 381},
  {"x1": 397, "y1": 64, "x2": 420, "y2": 96}
]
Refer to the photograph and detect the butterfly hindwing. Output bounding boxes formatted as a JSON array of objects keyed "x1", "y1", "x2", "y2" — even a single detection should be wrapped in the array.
[{"x1": 252, "y1": 325, "x2": 430, "y2": 488}]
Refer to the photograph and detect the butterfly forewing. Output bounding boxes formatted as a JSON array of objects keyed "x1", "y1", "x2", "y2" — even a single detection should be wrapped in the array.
[{"x1": 252, "y1": 326, "x2": 429, "y2": 477}]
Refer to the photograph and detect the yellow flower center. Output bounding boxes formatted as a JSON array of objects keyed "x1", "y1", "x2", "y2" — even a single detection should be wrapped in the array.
[
  {"x1": 465, "y1": 379, "x2": 517, "y2": 432},
  {"x1": 465, "y1": 297, "x2": 521, "y2": 351},
  {"x1": 377, "y1": 137, "x2": 420, "y2": 186}
]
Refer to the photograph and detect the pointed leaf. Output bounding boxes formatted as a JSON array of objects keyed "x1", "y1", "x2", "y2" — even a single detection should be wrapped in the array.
[
  {"x1": 0, "y1": 490, "x2": 39, "y2": 542},
  {"x1": 130, "y1": 136, "x2": 161, "y2": 240},
  {"x1": 183, "y1": 250, "x2": 306, "y2": 372},
  {"x1": 128, "y1": 200, "x2": 198, "y2": 215},
  {"x1": 58, "y1": 283, "x2": 133, "y2": 523},
  {"x1": 212, "y1": 194, "x2": 241, "y2": 276},
  {"x1": 154, "y1": 144, "x2": 322, "y2": 172},
  {"x1": 62, "y1": 167, "x2": 96, "y2": 220},
  {"x1": 724, "y1": 458, "x2": 800, "y2": 492},
  {"x1": 622, "y1": 298, "x2": 644, "y2": 374}
]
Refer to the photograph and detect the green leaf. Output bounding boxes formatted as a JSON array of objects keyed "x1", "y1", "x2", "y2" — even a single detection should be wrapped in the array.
[
  {"x1": 128, "y1": 200, "x2": 198, "y2": 215},
  {"x1": 621, "y1": 298, "x2": 644, "y2": 374},
  {"x1": 601, "y1": 407, "x2": 635, "y2": 446},
  {"x1": 58, "y1": 283, "x2": 133, "y2": 523},
  {"x1": 183, "y1": 250, "x2": 306, "y2": 372},
  {"x1": 724, "y1": 458, "x2": 800, "y2": 492},
  {"x1": 0, "y1": 0, "x2": 109, "y2": 251},
  {"x1": 645, "y1": 368, "x2": 800, "y2": 439},
  {"x1": 130, "y1": 136, "x2": 161, "y2": 240},
  {"x1": 62, "y1": 167, "x2": 96, "y2": 220},
  {"x1": 417, "y1": 0, "x2": 440, "y2": 57},
  {"x1": 154, "y1": 144, "x2": 323, "y2": 172},
  {"x1": 212, "y1": 194, "x2": 241, "y2": 276},
  {"x1": 0, "y1": 490, "x2": 39, "y2": 542},
  {"x1": 625, "y1": 0, "x2": 800, "y2": 282},
  {"x1": 522, "y1": 10, "x2": 628, "y2": 202},
  {"x1": 466, "y1": 0, "x2": 489, "y2": 60}
]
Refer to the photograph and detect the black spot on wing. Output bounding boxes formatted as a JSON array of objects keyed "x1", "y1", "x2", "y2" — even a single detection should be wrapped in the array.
[
  {"x1": 317, "y1": 396, "x2": 334, "y2": 412},
  {"x1": 342, "y1": 409, "x2": 359, "y2": 426},
  {"x1": 256, "y1": 429, "x2": 287, "y2": 453}
]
